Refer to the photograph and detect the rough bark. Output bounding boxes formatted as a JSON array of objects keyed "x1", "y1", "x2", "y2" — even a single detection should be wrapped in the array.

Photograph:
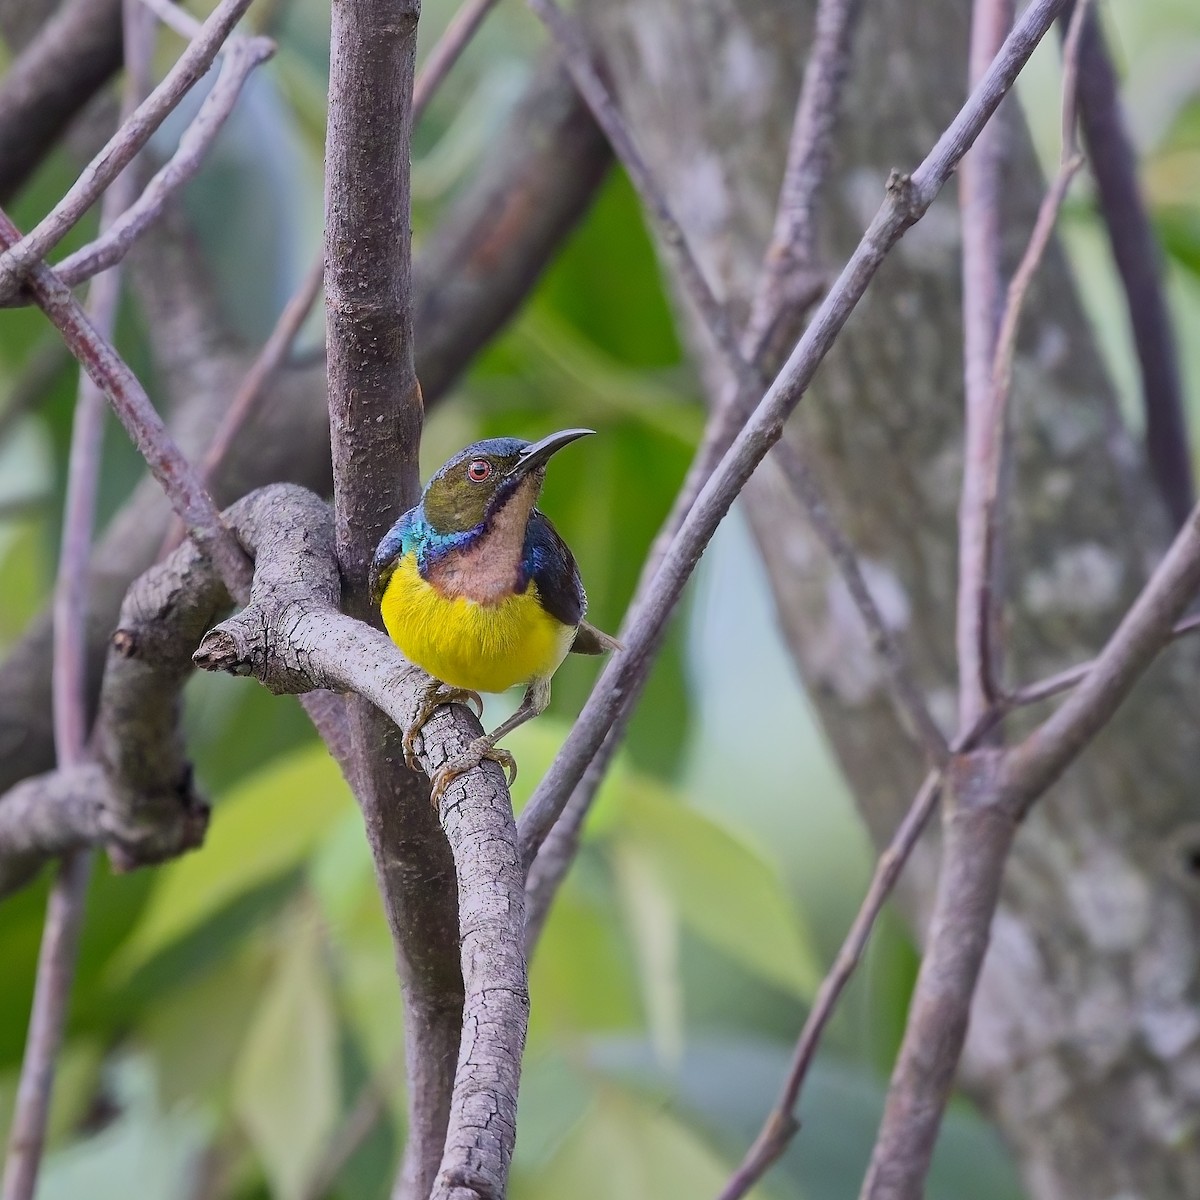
[
  {"x1": 323, "y1": 1, "x2": 467, "y2": 1195},
  {"x1": 581, "y1": 0, "x2": 1200, "y2": 1196}
]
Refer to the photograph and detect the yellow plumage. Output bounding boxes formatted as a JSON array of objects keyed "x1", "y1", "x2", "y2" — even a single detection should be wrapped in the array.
[{"x1": 380, "y1": 552, "x2": 575, "y2": 694}]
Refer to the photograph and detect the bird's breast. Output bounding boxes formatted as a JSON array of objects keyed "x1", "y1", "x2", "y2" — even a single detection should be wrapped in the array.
[{"x1": 380, "y1": 552, "x2": 575, "y2": 693}]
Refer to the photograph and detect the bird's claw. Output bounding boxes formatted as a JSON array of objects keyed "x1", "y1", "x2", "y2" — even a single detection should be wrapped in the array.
[
  {"x1": 429, "y1": 739, "x2": 518, "y2": 808},
  {"x1": 402, "y1": 683, "x2": 484, "y2": 770}
]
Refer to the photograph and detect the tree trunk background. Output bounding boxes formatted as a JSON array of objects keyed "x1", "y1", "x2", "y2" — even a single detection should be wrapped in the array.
[{"x1": 581, "y1": 0, "x2": 1200, "y2": 1195}]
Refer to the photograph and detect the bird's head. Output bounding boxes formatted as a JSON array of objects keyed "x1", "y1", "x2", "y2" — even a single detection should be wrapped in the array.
[{"x1": 420, "y1": 428, "x2": 594, "y2": 536}]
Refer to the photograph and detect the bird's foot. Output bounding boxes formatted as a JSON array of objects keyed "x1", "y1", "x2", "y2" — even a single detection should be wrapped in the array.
[
  {"x1": 429, "y1": 737, "x2": 518, "y2": 807},
  {"x1": 402, "y1": 680, "x2": 484, "y2": 770}
]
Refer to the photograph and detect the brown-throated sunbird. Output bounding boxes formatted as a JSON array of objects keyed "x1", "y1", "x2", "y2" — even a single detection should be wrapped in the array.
[{"x1": 369, "y1": 429, "x2": 620, "y2": 803}]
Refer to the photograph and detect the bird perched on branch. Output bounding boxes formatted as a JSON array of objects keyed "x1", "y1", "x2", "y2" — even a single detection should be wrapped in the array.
[{"x1": 370, "y1": 428, "x2": 621, "y2": 803}]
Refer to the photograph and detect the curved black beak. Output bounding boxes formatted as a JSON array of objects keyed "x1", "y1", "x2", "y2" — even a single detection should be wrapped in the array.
[{"x1": 511, "y1": 427, "x2": 595, "y2": 477}]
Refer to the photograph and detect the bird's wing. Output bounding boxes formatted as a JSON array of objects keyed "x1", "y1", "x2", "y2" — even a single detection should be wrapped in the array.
[
  {"x1": 370, "y1": 508, "x2": 418, "y2": 607},
  {"x1": 523, "y1": 510, "x2": 586, "y2": 628}
]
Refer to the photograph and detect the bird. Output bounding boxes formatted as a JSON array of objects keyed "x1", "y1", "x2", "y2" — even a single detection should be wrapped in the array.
[{"x1": 369, "y1": 428, "x2": 621, "y2": 803}]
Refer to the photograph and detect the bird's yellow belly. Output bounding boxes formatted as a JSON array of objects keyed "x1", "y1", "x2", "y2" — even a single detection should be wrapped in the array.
[{"x1": 380, "y1": 552, "x2": 575, "y2": 693}]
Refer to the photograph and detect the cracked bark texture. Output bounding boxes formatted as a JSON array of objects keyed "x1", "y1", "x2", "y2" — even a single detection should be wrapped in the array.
[{"x1": 580, "y1": 0, "x2": 1200, "y2": 1196}]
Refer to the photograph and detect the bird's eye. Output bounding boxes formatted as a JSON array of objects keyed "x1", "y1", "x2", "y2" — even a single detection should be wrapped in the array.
[{"x1": 467, "y1": 459, "x2": 492, "y2": 482}]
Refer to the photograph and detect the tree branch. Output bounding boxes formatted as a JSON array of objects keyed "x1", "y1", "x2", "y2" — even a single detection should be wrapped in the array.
[
  {"x1": 3, "y1": 10, "x2": 154, "y2": 1191},
  {"x1": 718, "y1": 768, "x2": 945, "y2": 1200},
  {"x1": 190, "y1": 0, "x2": 514, "y2": 504},
  {"x1": 44, "y1": 35, "x2": 275, "y2": 294},
  {"x1": 858, "y1": 753, "x2": 1014, "y2": 1200},
  {"x1": 322, "y1": 0, "x2": 476, "y2": 1195},
  {"x1": 1004, "y1": 494, "x2": 1200, "y2": 805},
  {"x1": 956, "y1": 0, "x2": 1013, "y2": 727},
  {"x1": 0, "y1": 526, "x2": 225, "y2": 897},
  {"x1": 0, "y1": 57, "x2": 608, "y2": 805},
  {"x1": 0, "y1": 0, "x2": 254, "y2": 303},
  {"x1": 1068, "y1": 0, "x2": 1194, "y2": 527},
  {"x1": 518, "y1": 0, "x2": 1073, "y2": 862},
  {"x1": 0, "y1": 203, "x2": 251, "y2": 593},
  {"x1": 526, "y1": 0, "x2": 752, "y2": 389},
  {"x1": 189, "y1": 487, "x2": 529, "y2": 1200},
  {"x1": 525, "y1": 0, "x2": 871, "y2": 937},
  {"x1": 413, "y1": 0, "x2": 501, "y2": 116},
  {"x1": 0, "y1": 0, "x2": 122, "y2": 204},
  {"x1": 965, "y1": 0, "x2": 1089, "y2": 728}
]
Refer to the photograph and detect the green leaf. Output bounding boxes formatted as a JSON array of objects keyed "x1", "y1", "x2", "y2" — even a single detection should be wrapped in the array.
[
  {"x1": 110, "y1": 744, "x2": 351, "y2": 979},
  {"x1": 520, "y1": 1086, "x2": 770, "y2": 1200},
  {"x1": 233, "y1": 907, "x2": 340, "y2": 1200},
  {"x1": 612, "y1": 842, "x2": 684, "y2": 1068},
  {"x1": 37, "y1": 1055, "x2": 209, "y2": 1200},
  {"x1": 139, "y1": 937, "x2": 275, "y2": 1110},
  {"x1": 591, "y1": 1034, "x2": 1024, "y2": 1200},
  {"x1": 612, "y1": 782, "x2": 821, "y2": 1000},
  {"x1": 528, "y1": 869, "x2": 641, "y2": 1040}
]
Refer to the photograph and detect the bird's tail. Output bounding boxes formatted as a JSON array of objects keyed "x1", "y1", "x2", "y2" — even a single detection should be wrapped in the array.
[{"x1": 571, "y1": 620, "x2": 624, "y2": 656}]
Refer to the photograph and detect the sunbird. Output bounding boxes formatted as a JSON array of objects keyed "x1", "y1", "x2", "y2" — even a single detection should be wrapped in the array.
[{"x1": 370, "y1": 428, "x2": 620, "y2": 801}]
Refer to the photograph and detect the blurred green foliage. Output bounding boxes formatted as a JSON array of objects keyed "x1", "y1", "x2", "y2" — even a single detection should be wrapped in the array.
[{"x1": 3, "y1": 0, "x2": 1200, "y2": 1196}]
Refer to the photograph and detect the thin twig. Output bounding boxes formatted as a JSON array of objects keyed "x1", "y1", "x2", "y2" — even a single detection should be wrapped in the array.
[
  {"x1": 773, "y1": 442, "x2": 949, "y2": 767},
  {"x1": 718, "y1": 770, "x2": 944, "y2": 1200},
  {"x1": 0, "y1": 0, "x2": 255, "y2": 304},
  {"x1": 972, "y1": 0, "x2": 1091, "y2": 716},
  {"x1": 187, "y1": 0, "x2": 499, "y2": 501},
  {"x1": 1004, "y1": 495, "x2": 1200, "y2": 807},
  {"x1": 526, "y1": 0, "x2": 754, "y2": 392},
  {"x1": 1004, "y1": 611, "x2": 1200, "y2": 709},
  {"x1": 517, "y1": 0, "x2": 1071, "y2": 863},
  {"x1": 413, "y1": 0, "x2": 502, "y2": 116},
  {"x1": 51, "y1": 37, "x2": 276, "y2": 292},
  {"x1": 0, "y1": 208, "x2": 251, "y2": 595},
  {"x1": 956, "y1": 0, "x2": 1014, "y2": 729},
  {"x1": 139, "y1": 0, "x2": 205, "y2": 40},
  {"x1": 298, "y1": 1058, "x2": 399, "y2": 1200},
  {"x1": 524, "y1": 0, "x2": 873, "y2": 933},
  {"x1": 1, "y1": 7, "x2": 154, "y2": 1195},
  {"x1": 0, "y1": 852, "x2": 91, "y2": 1200},
  {"x1": 0, "y1": 0, "x2": 123, "y2": 204},
  {"x1": 1068, "y1": 0, "x2": 1194, "y2": 526},
  {"x1": 199, "y1": 251, "x2": 325, "y2": 483},
  {"x1": 741, "y1": 0, "x2": 863, "y2": 361}
]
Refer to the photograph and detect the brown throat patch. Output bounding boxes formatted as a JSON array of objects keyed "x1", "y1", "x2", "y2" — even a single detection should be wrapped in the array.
[{"x1": 426, "y1": 475, "x2": 539, "y2": 605}]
